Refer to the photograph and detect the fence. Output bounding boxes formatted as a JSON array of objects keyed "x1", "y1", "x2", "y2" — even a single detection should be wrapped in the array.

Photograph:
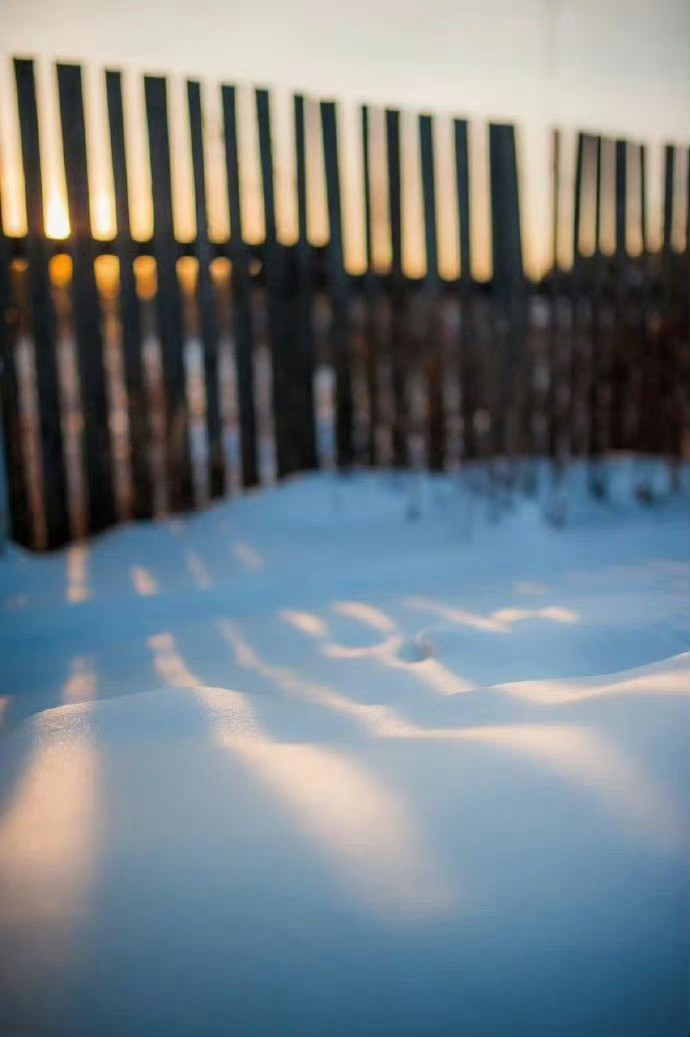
[{"x1": 0, "y1": 58, "x2": 688, "y2": 549}]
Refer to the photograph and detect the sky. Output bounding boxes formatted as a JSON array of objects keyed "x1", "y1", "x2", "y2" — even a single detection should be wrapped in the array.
[{"x1": 0, "y1": 0, "x2": 688, "y2": 277}]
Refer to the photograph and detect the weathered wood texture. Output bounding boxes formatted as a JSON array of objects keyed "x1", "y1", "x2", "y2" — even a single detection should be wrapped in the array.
[{"x1": 1, "y1": 58, "x2": 686, "y2": 549}]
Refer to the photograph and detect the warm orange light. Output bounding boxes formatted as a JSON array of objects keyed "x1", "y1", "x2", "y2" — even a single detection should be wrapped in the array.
[
  {"x1": 176, "y1": 256, "x2": 198, "y2": 295},
  {"x1": 94, "y1": 255, "x2": 120, "y2": 298},
  {"x1": 133, "y1": 256, "x2": 157, "y2": 300},
  {"x1": 49, "y1": 253, "x2": 73, "y2": 288}
]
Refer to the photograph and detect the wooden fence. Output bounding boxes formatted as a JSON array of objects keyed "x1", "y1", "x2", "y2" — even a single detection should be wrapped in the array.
[{"x1": 0, "y1": 58, "x2": 688, "y2": 549}]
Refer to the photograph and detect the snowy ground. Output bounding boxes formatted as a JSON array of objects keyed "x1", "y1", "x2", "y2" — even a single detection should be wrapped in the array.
[{"x1": 0, "y1": 461, "x2": 688, "y2": 1036}]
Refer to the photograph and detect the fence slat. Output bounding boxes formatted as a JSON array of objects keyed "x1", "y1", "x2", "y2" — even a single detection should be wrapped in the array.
[
  {"x1": 144, "y1": 75, "x2": 193, "y2": 512},
  {"x1": 489, "y1": 124, "x2": 524, "y2": 289},
  {"x1": 385, "y1": 108, "x2": 407, "y2": 467},
  {"x1": 588, "y1": 136, "x2": 608, "y2": 494},
  {"x1": 293, "y1": 94, "x2": 317, "y2": 471},
  {"x1": 662, "y1": 145, "x2": 675, "y2": 252},
  {"x1": 572, "y1": 132, "x2": 585, "y2": 266},
  {"x1": 0, "y1": 162, "x2": 31, "y2": 545},
  {"x1": 221, "y1": 84, "x2": 258, "y2": 489},
  {"x1": 419, "y1": 113, "x2": 444, "y2": 470},
  {"x1": 453, "y1": 118, "x2": 476, "y2": 461},
  {"x1": 454, "y1": 120, "x2": 472, "y2": 286},
  {"x1": 361, "y1": 105, "x2": 378, "y2": 466},
  {"x1": 488, "y1": 123, "x2": 526, "y2": 466},
  {"x1": 57, "y1": 63, "x2": 117, "y2": 534},
  {"x1": 610, "y1": 138, "x2": 628, "y2": 451},
  {"x1": 187, "y1": 80, "x2": 225, "y2": 499},
  {"x1": 105, "y1": 69, "x2": 153, "y2": 521},
  {"x1": 256, "y1": 87, "x2": 296, "y2": 477},
  {"x1": 639, "y1": 144, "x2": 648, "y2": 253},
  {"x1": 14, "y1": 58, "x2": 70, "y2": 548},
  {"x1": 320, "y1": 100, "x2": 353, "y2": 469},
  {"x1": 615, "y1": 139, "x2": 627, "y2": 257}
]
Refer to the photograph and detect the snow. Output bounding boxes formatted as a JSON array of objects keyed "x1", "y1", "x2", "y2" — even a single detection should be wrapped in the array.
[{"x1": 0, "y1": 461, "x2": 688, "y2": 1036}]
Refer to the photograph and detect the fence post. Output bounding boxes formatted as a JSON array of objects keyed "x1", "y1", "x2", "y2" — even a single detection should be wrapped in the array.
[
  {"x1": 453, "y1": 118, "x2": 476, "y2": 464},
  {"x1": 144, "y1": 75, "x2": 194, "y2": 513},
  {"x1": 221, "y1": 85, "x2": 258, "y2": 489},
  {"x1": 488, "y1": 122, "x2": 527, "y2": 480},
  {"x1": 419, "y1": 113, "x2": 445, "y2": 472},
  {"x1": 360, "y1": 105, "x2": 380, "y2": 467},
  {"x1": 57, "y1": 63, "x2": 117, "y2": 535},
  {"x1": 105, "y1": 70, "x2": 154, "y2": 521},
  {"x1": 256, "y1": 87, "x2": 299, "y2": 478},
  {"x1": 14, "y1": 58, "x2": 70, "y2": 548},
  {"x1": 385, "y1": 108, "x2": 407, "y2": 467},
  {"x1": 0, "y1": 130, "x2": 31, "y2": 546},
  {"x1": 320, "y1": 100, "x2": 354, "y2": 469},
  {"x1": 293, "y1": 94, "x2": 318, "y2": 471},
  {"x1": 187, "y1": 80, "x2": 225, "y2": 499}
]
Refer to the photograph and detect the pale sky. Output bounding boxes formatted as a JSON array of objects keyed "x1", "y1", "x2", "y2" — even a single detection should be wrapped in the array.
[{"x1": 0, "y1": 0, "x2": 688, "y2": 277}]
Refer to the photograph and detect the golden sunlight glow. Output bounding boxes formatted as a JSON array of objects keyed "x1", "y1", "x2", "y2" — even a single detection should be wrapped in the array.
[
  {"x1": 279, "y1": 610, "x2": 328, "y2": 639},
  {"x1": 62, "y1": 655, "x2": 98, "y2": 704},
  {"x1": 92, "y1": 189, "x2": 115, "y2": 239},
  {"x1": 498, "y1": 654, "x2": 690, "y2": 706},
  {"x1": 149, "y1": 632, "x2": 201, "y2": 688},
  {"x1": 194, "y1": 667, "x2": 453, "y2": 917},
  {"x1": 66, "y1": 544, "x2": 90, "y2": 604},
  {"x1": 131, "y1": 565, "x2": 159, "y2": 596},
  {"x1": 49, "y1": 252, "x2": 73, "y2": 288},
  {"x1": 133, "y1": 256, "x2": 157, "y2": 300},
  {"x1": 45, "y1": 195, "x2": 70, "y2": 239},
  {"x1": 94, "y1": 255, "x2": 120, "y2": 297},
  {"x1": 0, "y1": 728, "x2": 97, "y2": 933}
]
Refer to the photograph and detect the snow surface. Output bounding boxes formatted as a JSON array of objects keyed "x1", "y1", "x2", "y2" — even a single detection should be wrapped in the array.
[{"x1": 0, "y1": 461, "x2": 688, "y2": 1036}]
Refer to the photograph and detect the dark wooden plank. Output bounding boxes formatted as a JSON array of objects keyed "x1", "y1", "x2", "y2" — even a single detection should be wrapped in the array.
[
  {"x1": 361, "y1": 104, "x2": 378, "y2": 466},
  {"x1": 488, "y1": 123, "x2": 526, "y2": 468},
  {"x1": 662, "y1": 144, "x2": 674, "y2": 252},
  {"x1": 453, "y1": 118, "x2": 476, "y2": 461},
  {"x1": 489, "y1": 123, "x2": 524, "y2": 291},
  {"x1": 686, "y1": 147, "x2": 690, "y2": 253},
  {"x1": 454, "y1": 120, "x2": 472, "y2": 287},
  {"x1": 144, "y1": 75, "x2": 193, "y2": 512},
  {"x1": 385, "y1": 110, "x2": 403, "y2": 279},
  {"x1": 548, "y1": 127, "x2": 561, "y2": 463},
  {"x1": 614, "y1": 139, "x2": 627, "y2": 256},
  {"x1": 385, "y1": 108, "x2": 406, "y2": 466},
  {"x1": 572, "y1": 132, "x2": 585, "y2": 264},
  {"x1": 14, "y1": 58, "x2": 70, "y2": 548},
  {"x1": 57, "y1": 62, "x2": 117, "y2": 535},
  {"x1": 187, "y1": 79, "x2": 224, "y2": 498},
  {"x1": 634, "y1": 142, "x2": 660, "y2": 471},
  {"x1": 0, "y1": 147, "x2": 31, "y2": 545},
  {"x1": 568, "y1": 132, "x2": 586, "y2": 458},
  {"x1": 221, "y1": 84, "x2": 258, "y2": 488},
  {"x1": 293, "y1": 93, "x2": 317, "y2": 470},
  {"x1": 256, "y1": 87, "x2": 295, "y2": 477},
  {"x1": 419, "y1": 113, "x2": 444, "y2": 470},
  {"x1": 593, "y1": 135, "x2": 603, "y2": 257},
  {"x1": 639, "y1": 144, "x2": 648, "y2": 253},
  {"x1": 320, "y1": 100, "x2": 353, "y2": 469},
  {"x1": 105, "y1": 69, "x2": 153, "y2": 520},
  {"x1": 588, "y1": 136, "x2": 608, "y2": 495},
  {"x1": 609, "y1": 138, "x2": 629, "y2": 451},
  {"x1": 419, "y1": 115, "x2": 439, "y2": 288},
  {"x1": 361, "y1": 107, "x2": 374, "y2": 276}
]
